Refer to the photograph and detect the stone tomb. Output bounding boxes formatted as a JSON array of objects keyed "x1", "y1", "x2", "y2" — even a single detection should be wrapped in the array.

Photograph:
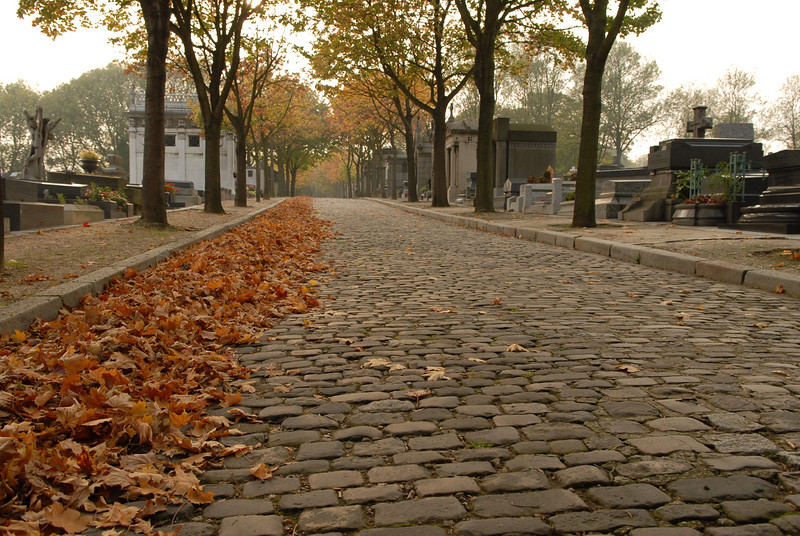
[
  {"x1": 442, "y1": 117, "x2": 556, "y2": 207},
  {"x1": 596, "y1": 179, "x2": 651, "y2": 220},
  {"x1": 1, "y1": 176, "x2": 64, "y2": 231},
  {"x1": 737, "y1": 149, "x2": 800, "y2": 233},
  {"x1": 168, "y1": 180, "x2": 203, "y2": 208},
  {"x1": 620, "y1": 138, "x2": 764, "y2": 222}
]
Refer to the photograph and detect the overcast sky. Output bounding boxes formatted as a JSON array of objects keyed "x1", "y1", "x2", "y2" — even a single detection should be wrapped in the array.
[{"x1": 2, "y1": 1, "x2": 796, "y2": 157}]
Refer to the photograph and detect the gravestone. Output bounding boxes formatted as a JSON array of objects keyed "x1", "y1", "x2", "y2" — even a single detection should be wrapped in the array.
[
  {"x1": 686, "y1": 106, "x2": 713, "y2": 138},
  {"x1": 103, "y1": 153, "x2": 129, "y2": 179},
  {"x1": 737, "y1": 149, "x2": 800, "y2": 233},
  {"x1": 713, "y1": 123, "x2": 755, "y2": 140},
  {"x1": 167, "y1": 180, "x2": 202, "y2": 207},
  {"x1": 1, "y1": 176, "x2": 63, "y2": 231},
  {"x1": 620, "y1": 137, "x2": 764, "y2": 221},
  {"x1": 597, "y1": 179, "x2": 651, "y2": 220}
]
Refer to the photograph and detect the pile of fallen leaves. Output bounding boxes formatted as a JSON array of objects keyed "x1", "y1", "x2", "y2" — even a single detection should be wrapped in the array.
[{"x1": 0, "y1": 197, "x2": 333, "y2": 534}]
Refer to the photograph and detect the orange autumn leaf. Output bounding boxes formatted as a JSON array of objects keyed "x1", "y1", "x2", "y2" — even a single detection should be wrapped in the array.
[
  {"x1": 171, "y1": 411, "x2": 193, "y2": 427},
  {"x1": 44, "y1": 502, "x2": 91, "y2": 533},
  {"x1": 206, "y1": 279, "x2": 224, "y2": 291},
  {"x1": 249, "y1": 463, "x2": 273, "y2": 480},
  {"x1": 0, "y1": 198, "x2": 333, "y2": 529},
  {"x1": 220, "y1": 391, "x2": 242, "y2": 407},
  {"x1": 186, "y1": 485, "x2": 214, "y2": 504}
]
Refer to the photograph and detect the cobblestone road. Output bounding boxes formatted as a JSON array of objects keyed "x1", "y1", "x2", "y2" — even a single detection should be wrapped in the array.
[{"x1": 185, "y1": 199, "x2": 800, "y2": 536}]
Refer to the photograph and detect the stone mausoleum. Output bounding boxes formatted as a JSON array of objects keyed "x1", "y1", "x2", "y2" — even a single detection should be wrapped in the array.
[
  {"x1": 127, "y1": 90, "x2": 237, "y2": 195},
  {"x1": 446, "y1": 117, "x2": 556, "y2": 202}
]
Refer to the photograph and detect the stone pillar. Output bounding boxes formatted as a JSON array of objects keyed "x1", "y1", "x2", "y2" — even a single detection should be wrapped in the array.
[{"x1": 551, "y1": 178, "x2": 563, "y2": 215}]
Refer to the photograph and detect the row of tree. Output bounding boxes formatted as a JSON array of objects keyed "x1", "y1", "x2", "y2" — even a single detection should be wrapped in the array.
[
  {"x1": 294, "y1": 0, "x2": 664, "y2": 227},
  {"x1": 14, "y1": 1, "x2": 800, "y2": 230}
]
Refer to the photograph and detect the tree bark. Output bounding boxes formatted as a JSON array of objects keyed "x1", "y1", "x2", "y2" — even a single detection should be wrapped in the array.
[
  {"x1": 399, "y1": 102, "x2": 418, "y2": 203},
  {"x1": 0, "y1": 175, "x2": 4, "y2": 270},
  {"x1": 389, "y1": 129, "x2": 397, "y2": 199},
  {"x1": 471, "y1": 16, "x2": 499, "y2": 213},
  {"x1": 253, "y1": 145, "x2": 261, "y2": 202},
  {"x1": 138, "y1": 0, "x2": 169, "y2": 226},
  {"x1": 234, "y1": 130, "x2": 248, "y2": 207},
  {"x1": 203, "y1": 122, "x2": 225, "y2": 213},
  {"x1": 572, "y1": 63, "x2": 604, "y2": 227},
  {"x1": 431, "y1": 104, "x2": 449, "y2": 207},
  {"x1": 572, "y1": 0, "x2": 630, "y2": 228}
]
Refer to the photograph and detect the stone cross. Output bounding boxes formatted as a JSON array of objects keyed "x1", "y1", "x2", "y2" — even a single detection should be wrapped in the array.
[
  {"x1": 686, "y1": 106, "x2": 713, "y2": 138},
  {"x1": 22, "y1": 107, "x2": 61, "y2": 181}
]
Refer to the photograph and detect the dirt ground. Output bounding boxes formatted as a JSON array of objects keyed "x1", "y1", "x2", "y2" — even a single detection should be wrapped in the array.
[{"x1": 1, "y1": 199, "x2": 275, "y2": 308}]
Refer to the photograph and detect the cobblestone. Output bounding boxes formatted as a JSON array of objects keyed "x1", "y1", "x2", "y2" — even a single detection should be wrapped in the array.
[{"x1": 184, "y1": 199, "x2": 800, "y2": 535}]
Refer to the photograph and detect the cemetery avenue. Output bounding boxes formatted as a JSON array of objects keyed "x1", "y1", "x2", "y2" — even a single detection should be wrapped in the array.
[
  {"x1": 3, "y1": 198, "x2": 800, "y2": 535},
  {"x1": 163, "y1": 199, "x2": 800, "y2": 535}
]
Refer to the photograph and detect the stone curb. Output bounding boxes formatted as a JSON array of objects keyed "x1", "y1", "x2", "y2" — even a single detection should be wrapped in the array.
[
  {"x1": 372, "y1": 199, "x2": 800, "y2": 299},
  {"x1": 0, "y1": 200, "x2": 284, "y2": 335}
]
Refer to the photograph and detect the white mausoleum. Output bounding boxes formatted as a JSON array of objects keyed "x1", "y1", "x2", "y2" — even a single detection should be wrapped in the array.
[{"x1": 127, "y1": 90, "x2": 236, "y2": 193}]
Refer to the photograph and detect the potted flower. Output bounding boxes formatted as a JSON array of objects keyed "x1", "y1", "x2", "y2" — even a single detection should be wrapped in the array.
[
  {"x1": 673, "y1": 194, "x2": 726, "y2": 226},
  {"x1": 82, "y1": 182, "x2": 129, "y2": 218},
  {"x1": 78, "y1": 149, "x2": 102, "y2": 174},
  {"x1": 164, "y1": 182, "x2": 178, "y2": 205}
]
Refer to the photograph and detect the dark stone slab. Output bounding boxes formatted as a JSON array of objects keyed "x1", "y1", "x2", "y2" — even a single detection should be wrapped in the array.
[
  {"x1": 668, "y1": 475, "x2": 779, "y2": 502},
  {"x1": 453, "y1": 517, "x2": 551, "y2": 536},
  {"x1": 470, "y1": 489, "x2": 587, "y2": 517},
  {"x1": 647, "y1": 138, "x2": 763, "y2": 172},
  {"x1": 3, "y1": 201, "x2": 63, "y2": 231},
  {"x1": 550, "y1": 509, "x2": 657, "y2": 533},
  {"x1": 720, "y1": 500, "x2": 794, "y2": 523},
  {"x1": 587, "y1": 483, "x2": 671, "y2": 509},
  {"x1": 2, "y1": 177, "x2": 39, "y2": 202},
  {"x1": 373, "y1": 496, "x2": 467, "y2": 526}
]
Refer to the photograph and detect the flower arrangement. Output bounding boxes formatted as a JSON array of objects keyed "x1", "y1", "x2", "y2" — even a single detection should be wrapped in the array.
[
  {"x1": 79, "y1": 149, "x2": 102, "y2": 161},
  {"x1": 684, "y1": 194, "x2": 724, "y2": 205},
  {"x1": 164, "y1": 183, "x2": 179, "y2": 195},
  {"x1": 247, "y1": 184, "x2": 256, "y2": 197},
  {"x1": 83, "y1": 182, "x2": 128, "y2": 208}
]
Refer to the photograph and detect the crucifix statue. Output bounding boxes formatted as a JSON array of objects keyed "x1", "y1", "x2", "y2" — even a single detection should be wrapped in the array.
[
  {"x1": 22, "y1": 106, "x2": 61, "y2": 181},
  {"x1": 686, "y1": 105, "x2": 713, "y2": 138}
]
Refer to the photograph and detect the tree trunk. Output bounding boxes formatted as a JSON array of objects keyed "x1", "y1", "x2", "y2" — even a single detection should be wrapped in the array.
[
  {"x1": 275, "y1": 150, "x2": 285, "y2": 197},
  {"x1": 389, "y1": 130, "x2": 397, "y2": 200},
  {"x1": 263, "y1": 138, "x2": 272, "y2": 199},
  {"x1": 253, "y1": 145, "x2": 261, "y2": 202},
  {"x1": 203, "y1": 121, "x2": 225, "y2": 213},
  {"x1": 138, "y1": 0, "x2": 169, "y2": 226},
  {"x1": 234, "y1": 131, "x2": 248, "y2": 207},
  {"x1": 572, "y1": 61, "x2": 604, "y2": 227},
  {"x1": 0, "y1": 175, "x2": 4, "y2": 270},
  {"x1": 403, "y1": 124, "x2": 418, "y2": 202},
  {"x1": 572, "y1": 0, "x2": 630, "y2": 228},
  {"x1": 472, "y1": 28, "x2": 498, "y2": 213},
  {"x1": 431, "y1": 104, "x2": 449, "y2": 207}
]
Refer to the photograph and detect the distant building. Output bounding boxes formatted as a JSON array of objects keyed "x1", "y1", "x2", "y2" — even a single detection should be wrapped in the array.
[
  {"x1": 127, "y1": 90, "x2": 236, "y2": 195},
  {"x1": 444, "y1": 117, "x2": 557, "y2": 202}
]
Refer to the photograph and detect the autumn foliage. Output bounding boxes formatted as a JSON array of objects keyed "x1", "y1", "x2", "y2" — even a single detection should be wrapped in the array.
[{"x1": 0, "y1": 198, "x2": 332, "y2": 534}]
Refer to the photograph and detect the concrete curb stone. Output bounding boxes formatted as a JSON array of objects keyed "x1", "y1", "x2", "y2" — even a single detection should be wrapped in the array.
[
  {"x1": 638, "y1": 249, "x2": 699, "y2": 275},
  {"x1": 696, "y1": 260, "x2": 748, "y2": 285},
  {"x1": 574, "y1": 237, "x2": 614, "y2": 257},
  {"x1": 743, "y1": 270, "x2": 800, "y2": 297}
]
